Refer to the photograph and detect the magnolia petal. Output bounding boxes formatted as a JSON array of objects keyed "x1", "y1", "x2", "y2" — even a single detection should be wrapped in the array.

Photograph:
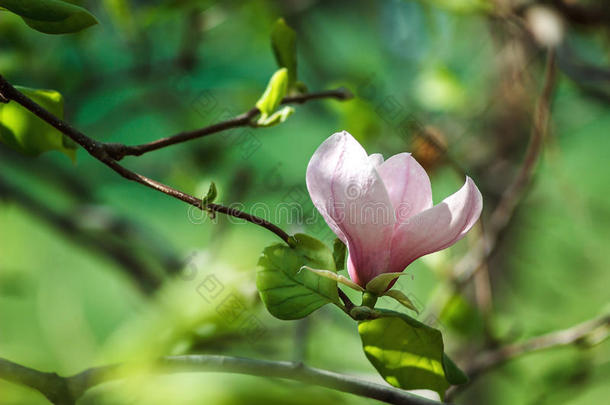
[
  {"x1": 365, "y1": 272, "x2": 411, "y2": 295},
  {"x1": 306, "y1": 131, "x2": 395, "y2": 286},
  {"x1": 368, "y1": 153, "x2": 384, "y2": 167},
  {"x1": 389, "y1": 177, "x2": 482, "y2": 273},
  {"x1": 300, "y1": 266, "x2": 364, "y2": 292},
  {"x1": 383, "y1": 289, "x2": 420, "y2": 314},
  {"x1": 377, "y1": 153, "x2": 433, "y2": 223}
]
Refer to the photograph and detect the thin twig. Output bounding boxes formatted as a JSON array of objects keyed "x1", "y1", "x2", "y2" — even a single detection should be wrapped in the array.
[
  {"x1": 0, "y1": 358, "x2": 75, "y2": 405},
  {"x1": 548, "y1": 0, "x2": 610, "y2": 27},
  {"x1": 456, "y1": 50, "x2": 557, "y2": 287},
  {"x1": 103, "y1": 109, "x2": 257, "y2": 159},
  {"x1": 0, "y1": 75, "x2": 294, "y2": 244},
  {"x1": 102, "y1": 87, "x2": 353, "y2": 160},
  {"x1": 338, "y1": 288, "x2": 356, "y2": 313},
  {"x1": 468, "y1": 313, "x2": 609, "y2": 377},
  {"x1": 424, "y1": 51, "x2": 558, "y2": 328},
  {"x1": 0, "y1": 355, "x2": 446, "y2": 405},
  {"x1": 282, "y1": 87, "x2": 353, "y2": 104},
  {"x1": 445, "y1": 312, "x2": 610, "y2": 400}
]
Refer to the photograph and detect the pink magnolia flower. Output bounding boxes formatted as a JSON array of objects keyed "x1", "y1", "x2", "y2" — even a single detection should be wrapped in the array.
[{"x1": 306, "y1": 131, "x2": 482, "y2": 288}]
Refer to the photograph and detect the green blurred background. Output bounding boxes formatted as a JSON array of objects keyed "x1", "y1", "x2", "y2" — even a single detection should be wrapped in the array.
[{"x1": 1, "y1": 0, "x2": 609, "y2": 404}]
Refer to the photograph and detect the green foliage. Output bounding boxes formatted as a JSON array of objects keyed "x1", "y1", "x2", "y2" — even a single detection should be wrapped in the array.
[
  {"x1": 256, "y1": 68, "x2": 288, "y2": 115},
  {"x1": 365, "y1": 272, "x2": 408, "y2": 294},
  {"x1": 383, "y1": 289, "x2": 419, "y2": 313},
  {"x1": 257, "y1": 234, "x2": 340, "y2": 320},
  {"x1": 0, "y1": 86, "x2": 77, "y2": 160},
  {"x1": 201, "y1": 182, "x2": 217, "y2": 205},
  {"x1": 442, "y1": 353, "x2": 469, "y2": 385},
  {"x1": 257, "y1": 106, "x2": 294, "y2": 128},
  {"x1": 271, "y1": 18, "x2": 297, "y2": 90},
  {"x1": 2, "y1": 2, "x2": 609, "y2": 404},
  {"x1": 0, "y1": 0, "x2": 98, "y2": 34},
  {"x1": 358, "y1": 310, "x2": 467, "y2": 399},
  {"x1": 255, "y1": 68, "x2": 291, "y2": 126}
]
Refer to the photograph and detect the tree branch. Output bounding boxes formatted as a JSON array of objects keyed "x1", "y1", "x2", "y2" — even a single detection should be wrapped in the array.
[
  {"x1": 445, "y1": 312, "x2": 610, "y2": 401},
  {"x1": 102, "y1": 87, "x2": 353, "y2": 160},
  {"x1": 468, "y1": 313, "x2": 609, "y2": 377},
  {"x1": 0, "y1": 358, "x2": 75, "y2": 405},
  {"x1": 0, "y1": 75, "x2": 301, "y2": 244},
  {"x1": 455, "y1": 50, "x2": 557, "y2": 288},
  {"x1": 547, "y1": 0, "x2": 610, "y2": 27},
  {"x1": 424, "y1": 51, "x2": 558, "y2": 330},
  {"x1": 338, "y1": 288, "x2": 356, "y2": 313},
  {"x1": 0, "y1": 355, "x2": 446, "y2": 405}
]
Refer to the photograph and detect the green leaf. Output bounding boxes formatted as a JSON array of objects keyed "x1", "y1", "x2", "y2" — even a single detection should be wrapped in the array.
[
  {"x1": 332, "y1": 238, "x2": 346, "y2": 271},
  {"x1": 442, "y1": 353, "x2": 469, "y2": 385},
  {"x1": 257, "y1": 233, "x2": 340, "y2": 320},
  {"x1": 383, "y1": 289, "x2": 420, "y2": 314},
  {"x1": 359, "y1": 310, "x2": 458, "y2": 399},
  {"x1": 255, "y1": 68, "x2": 289, "y2": 125},
  {"x1": 271, "y1": 18, "x2": 297, "y2": 89},
  {"x1": 201, "y1": 181, "x2": 217, "y2": 206},
  {"x1": 365, "y1": 272, "x2": 410, "y2": 295},
  {"x1": 0, "y1": 0, "x2": 98, "y2": 34},
  {"x1": 256, "y1": 106, "x2": 294, "y2": 127},
  {"x1": 0, "y1": 86, "x2": 77, "y2": 161}
]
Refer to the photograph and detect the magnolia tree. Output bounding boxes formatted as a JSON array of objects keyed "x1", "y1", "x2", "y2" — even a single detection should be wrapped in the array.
[{"x1": 0, "y1": 2, "x2": 608, "y2": 405}]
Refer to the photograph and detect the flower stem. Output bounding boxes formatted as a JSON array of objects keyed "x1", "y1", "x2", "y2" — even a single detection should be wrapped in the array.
[{"x1": 361, "y1": 292, "x2": 378, "y2": 309}]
